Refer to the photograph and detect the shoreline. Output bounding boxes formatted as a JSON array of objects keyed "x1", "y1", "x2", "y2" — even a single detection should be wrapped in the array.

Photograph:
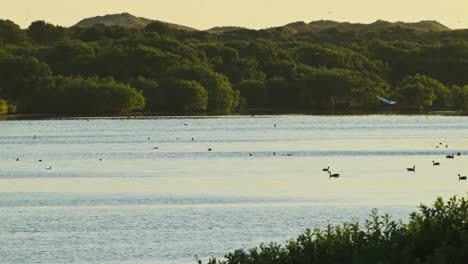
[{"x1": 1, "y1": 110, "x2": 467, "y2": 121}]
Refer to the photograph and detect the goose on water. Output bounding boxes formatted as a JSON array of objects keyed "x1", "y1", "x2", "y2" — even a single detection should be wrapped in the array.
[
  {"x1": 458, "y1": 174, "x2": 467, "y2": 181},
  {"x1": 328, "y1": 171, "x2": 340, "y2": 178},
  {"x1": 446, "y1": 154, "x2": 454, "y2": 159},
  {"x1": 407, "y1": 165, "x2": 415, "y2": 172},
  {"x1": 432, "y1": 161, "x2": 440, "y2": 166},
  {"x1": 322, "y1": 166, "x2": 330, "y2": 172}
]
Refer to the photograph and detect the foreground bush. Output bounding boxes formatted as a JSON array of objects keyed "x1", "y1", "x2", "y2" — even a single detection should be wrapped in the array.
[{"x1": 200, "y1": 196, "x2": 468, "y2": 264}]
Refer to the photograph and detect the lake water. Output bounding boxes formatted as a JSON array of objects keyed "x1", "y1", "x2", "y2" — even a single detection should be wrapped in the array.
[{"x1": 0, "y1": 115, "x2": 467, "y2": 264}]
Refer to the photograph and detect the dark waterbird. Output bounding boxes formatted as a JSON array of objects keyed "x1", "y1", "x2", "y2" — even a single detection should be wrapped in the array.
[
  {"x1": 328, "y1": 171, "x2": 340, "y2": 178},
  {"x1": 458, "y1": 174, "x2": 467, "y2": 181},
  {"x1": 407, "y1": 165, "x2": 415, "y2": 172},
  {"x1": 208, "y1": 148, "x2": 212, "y2": 152},
  {"x1": 446, "y1": 154, "x2": 454, "y2": 159},
  {"x1": 432, "y1": 161, "x2": 440, "y2": 166},
  {"x1": 46, "y1": 166, "x2": 52, "y2": 170},
  {"x1": 322, "y1": 166, "x2": 330, "y2": 172},
  {"x1": 38, "y1": 159, "x2": 43, "y2": 162}
]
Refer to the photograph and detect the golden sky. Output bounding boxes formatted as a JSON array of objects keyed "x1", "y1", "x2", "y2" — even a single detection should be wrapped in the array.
[{"x1": 1, "y1": 0, "x2": 467, "y2": 29}]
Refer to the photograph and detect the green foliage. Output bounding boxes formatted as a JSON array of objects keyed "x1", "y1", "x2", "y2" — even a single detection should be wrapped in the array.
[
  {"x1": 198, "y1": 43, "x2": 263, "y2": 82},
  {"x1": 0, "y1": 19, "x2": 27, "y2": 44},
  {"x1": 130, "y1": 77, "x2": 161, "y2": 111},
  {"x1": 145, "y1": 21, "x2": 171, "y2": 35},
  {"x1": 395, "y1": 74, "x2": 447, "y2": 110},
  {"x1": 0, "y1": 98, "x2": 8, "y2": 115},
  {"x1": 160, "y1": 79, "x2": 208, "y2": 112},
  {"x1": 21, "y1": 76, "x2": 145, "y2": 114},
  {"x1": 199, "y1": 196, "x2": 468, "y2": 264},
  {"x1": 448, "y1": 85, "x2": 468, "y2": 110},
  {"x1": 7, "y1": 103, "x2": 17, "y2": 114},
  {"x1": 297, "y1": 67, "x2": 388, "y2": 110},
  {"x1": 166, "y1": 64, "x2": 239, "y2": 113},
  {"x1": 40, "y1": 40, "x2": 98, "y2": 76},
  {"x1": 265, "y1": 78, "x2": 301, "y2": 108},
  {"x1": 70, "y1": 24, "x2": 137, "y2": 42},
  {"x1": 234, "y1": 80, "x2": 267, "y2": 108},
  {"x1": 0, "y1": 54, "x2": 54, "y2": 109},
  {"x1": 296, "y1": 44, "x2": 384, "y2": 74},
  {"x1": 2, "y1": 19, "x2": 468, "y2": 115},
  {"x1": 44, "y1": 76, "x2": 145, "y2": 114},
  {"x1": 28, "y1": 21, "x2": 66, "y2": 44}
]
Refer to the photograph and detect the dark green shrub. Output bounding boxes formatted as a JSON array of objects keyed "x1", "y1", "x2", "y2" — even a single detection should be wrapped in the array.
[{"x1": 199, "y1": 196, "x2": 468, "y2": 264}]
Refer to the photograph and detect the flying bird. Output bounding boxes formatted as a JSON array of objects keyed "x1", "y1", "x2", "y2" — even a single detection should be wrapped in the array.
[{"x1": 376, "y1": 95, "x2": 397, "y2": 105}]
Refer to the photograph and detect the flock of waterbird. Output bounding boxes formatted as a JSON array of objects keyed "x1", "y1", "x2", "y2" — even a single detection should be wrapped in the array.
[
  {"x1": 321, "y1": 141, "x2": 466, "y2": 181},
  {"x1": 13, "y1": 124, "x2": 467, "y2": 182},
  {"x1": 405, "y1": 142, "x2": 466, "y2": 181}
]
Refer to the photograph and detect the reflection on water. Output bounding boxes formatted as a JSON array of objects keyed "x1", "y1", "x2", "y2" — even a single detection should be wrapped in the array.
[{"x1": 0, "y1": 115, "x2": 467, "y2": 263}]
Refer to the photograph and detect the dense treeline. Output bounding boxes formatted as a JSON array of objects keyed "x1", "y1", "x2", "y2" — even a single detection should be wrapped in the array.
[
  {"x1": 199, "y1": 196, "x2": 468, "y2": 264},
  {"x1": 1, "y1": 19, "x2": 468, "y2": 115}
]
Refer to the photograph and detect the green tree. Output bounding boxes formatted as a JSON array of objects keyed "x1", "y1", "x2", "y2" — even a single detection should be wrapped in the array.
[
  {"x1": 130, "y1": 77, "x2": 161, "y2": 112},
  {"x1": 40, "y1": 40, "x2": 98, "y2": 76},
  {"x1": 27, "y1": 20, "x2": 66, "y2": 44},
  {"x1": 265, "y1": 78, "x2": 301, "y2": 108},
  {"x1": 296, "y1": 67, "x2": 388, "y2": 110},
  {"x1": 234, "y1": 80, "x2": 267, "y2": 108},
  {"x1": 160, "y1": 79, "x2": 208, "y2": 112},
  {"x1": 0, "y1": 55, "x2": 54, "y2": 111},
  {"x1": 0, "y1": 20, "x2": 27, "y2": 44},
  {"x1": 448, "y1": 85, "x2": 468, "y2": 110},
  {"x1": 394, "y1": 74, "x2": 445, "y2": 110},
  {"x1": 0, "y1": 99, "x2": 8, "y2": 115},
  {"x1": 47, "y1": 76, "x2": 145, "y2": 114},
  {"x1": 70, "y1": 24, "x2": 136, "y2": 42},
  {"x1": 296, "y1": 44, "x2": 383, "y2": 74},
  {"x1": 145, "y1": 21, "x2": 171, "y2": 35},
  {"x1": 166, "y1": 64, "x2": 239, "y2": 113}
]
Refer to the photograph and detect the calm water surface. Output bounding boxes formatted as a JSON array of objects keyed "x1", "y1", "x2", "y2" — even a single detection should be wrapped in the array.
[{"x1": 0, "y1": 115, "x2": 467, "y2": 263}]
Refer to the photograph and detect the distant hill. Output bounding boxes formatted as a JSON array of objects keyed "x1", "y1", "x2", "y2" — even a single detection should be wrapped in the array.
[
  {"x1": 205, "y1": 26, "x2": 248, "y2": 34},
  {"x1": 73, "y1": 13, "x2": 197, "y2": 31},
  {"x1": 73, "y1": 13, "x2": 451, "y2": 34},
  {"x1": 259, "y1": 20, "x2": 450, "y2": 35}
]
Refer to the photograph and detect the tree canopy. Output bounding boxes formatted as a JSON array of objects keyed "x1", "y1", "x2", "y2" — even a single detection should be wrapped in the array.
[{"x1": 1, "y1": 18, "x2": 468, "y2": 115}]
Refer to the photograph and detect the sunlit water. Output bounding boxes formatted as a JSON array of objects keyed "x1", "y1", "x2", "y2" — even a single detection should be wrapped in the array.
[{"x1": 0, "y1": 115, "x2": 467, "y2": 264}]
